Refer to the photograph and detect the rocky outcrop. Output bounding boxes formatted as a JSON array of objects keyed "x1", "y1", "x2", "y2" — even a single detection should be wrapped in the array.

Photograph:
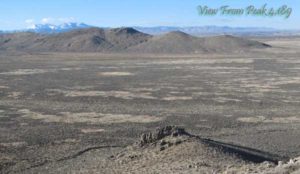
[{"x1": 137, "y1": 126, "x2": 189, "y2": 147}]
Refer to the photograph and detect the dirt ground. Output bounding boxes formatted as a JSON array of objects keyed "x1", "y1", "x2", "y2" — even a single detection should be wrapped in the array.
[{"x1": 0, "y1": 37, "x2": 300, "y2": 173}]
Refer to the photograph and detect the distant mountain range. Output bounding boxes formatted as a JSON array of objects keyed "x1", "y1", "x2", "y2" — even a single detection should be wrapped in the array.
[
  {"x1": 1, "y1": 22, "x2": 299, "y2": 37},
  {"x1": 28, "y1": 22, "x2": 91, "y2": 33},
  {"x1": 135, "y1": 26, "x2": 300, "y2": 37},
  {"x1": 135, "y1": 26, "x2": 274, "y2": 35}
]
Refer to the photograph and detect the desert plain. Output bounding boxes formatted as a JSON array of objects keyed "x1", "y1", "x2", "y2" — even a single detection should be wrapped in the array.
[{"x1": 1, "y1": 36, "x2": 300, "y2": 173}]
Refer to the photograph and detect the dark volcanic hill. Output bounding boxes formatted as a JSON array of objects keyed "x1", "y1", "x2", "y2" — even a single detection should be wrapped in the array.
[
  {"x1": 0, "y1": 27, "x2": 270, "y2": 53},
  {"x1": 129, "y1": 31, "x2": 271, "y2": 54},
  {"x1": 129, "y1": 31, "x2": 208, "y2": 54},
  {"x1": 34, "y1": 27, "x2": 152, "y2": 52},
  {"x1": 0, "y1": 32, "x2": 44, "y2": 51},
  {"x1": 0, "y1": 27, "x2": 151, "y2": 52}
]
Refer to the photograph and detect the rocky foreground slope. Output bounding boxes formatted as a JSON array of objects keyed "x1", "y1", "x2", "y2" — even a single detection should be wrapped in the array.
[
  {"x1": 97, "y1": 126, "x2": 298, "y2": 174},
  {"x1": 1, "y1": 126, "x2": 300, "y2": 174}
]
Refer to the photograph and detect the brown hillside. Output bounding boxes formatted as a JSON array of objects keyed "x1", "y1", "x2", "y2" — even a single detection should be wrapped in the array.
[
  {"x1": 129, "y1": 31, "x2": 271, "y2": 54},
  {"x1": 0, "y1": 28, "x2": 270, "y2": 53}
]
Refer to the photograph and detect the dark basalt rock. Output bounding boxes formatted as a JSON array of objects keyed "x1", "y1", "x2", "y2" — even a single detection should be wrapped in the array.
[{"x1": 137, "y1": 126, "x2": 189, "y2": 147}]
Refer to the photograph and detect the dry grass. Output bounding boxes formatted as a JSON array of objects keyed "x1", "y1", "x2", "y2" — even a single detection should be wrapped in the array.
[
  {"x1": 19, "y1": 109, "x2": 163, "y2": 124},
  {"x1": 81, "y1": 129, "x2": 105, "y2": 134},
  {"x1": 0, "y1": 86, "x2": 9, "y2": 89},
  {"x1": 53, "y1": 139, "x2": 80, "y2": 144},
  {"x1": 213, "y1": 97, "x2": 241, "y2": 103},
  {"x1": 0, "y1": 67, "x2": 82, "y2": 76},
  {"x1": 237, "y1": 116, "x2": 300, "y2": 123},
  {"x1": 162, "y1": 96, "x2": 193, "y2": 101},
  {"x1": 8, "y1": 92, "x2": 23, "y2": 99},
  {"x1": 46, "y1": 89, "x2": 157, "y2": 100},
  {"x1": 0, "y1": 69, "x2": 53, "y2": 75},
  {"x1": 98, "y1": 72, "x2": 134, "y2": 76},
  {"x1": 0, "y1": 142, "x2": 27, "y2": 148}
]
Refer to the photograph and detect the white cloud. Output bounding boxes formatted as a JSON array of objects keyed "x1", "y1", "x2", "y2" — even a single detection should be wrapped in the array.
[
  {"x1": 25, "y1": 19, "x2": 34, "y2": 24},
  {"x1": 25, "y1": 19, "x2": 36, "y2": 29},
  {"x1": 41, "y1": 17, "x2": 75, "y2": 24},
  {"x1": 41, "y1": 17, "x2": 54, "y2": 24},
  {"x1": 58, "y1": 17, "x2": 75, "y2": 23}
]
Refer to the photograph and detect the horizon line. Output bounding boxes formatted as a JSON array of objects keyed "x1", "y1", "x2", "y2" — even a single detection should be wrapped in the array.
[{"x1": 1, "y1": 24, "x2": 300, "y2": 32}]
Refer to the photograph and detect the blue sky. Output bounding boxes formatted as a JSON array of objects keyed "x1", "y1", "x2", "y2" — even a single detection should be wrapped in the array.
[{"x1": 0, "y1": 0, "x2": 299, "y2": 30}]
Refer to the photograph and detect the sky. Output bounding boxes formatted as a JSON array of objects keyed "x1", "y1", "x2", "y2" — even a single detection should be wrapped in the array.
[{"x1": 0, "y1": 0, "x2": 299, "y2": 30}]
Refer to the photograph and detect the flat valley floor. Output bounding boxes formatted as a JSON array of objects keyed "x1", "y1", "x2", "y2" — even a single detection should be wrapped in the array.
[{"x1": 1, "y1": 37, "x2": 300, "y2": 173}]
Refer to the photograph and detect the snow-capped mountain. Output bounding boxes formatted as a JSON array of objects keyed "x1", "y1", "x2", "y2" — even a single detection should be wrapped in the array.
[{"x1": 27, "y1": 22, "x2": 92, "y2": 33}]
